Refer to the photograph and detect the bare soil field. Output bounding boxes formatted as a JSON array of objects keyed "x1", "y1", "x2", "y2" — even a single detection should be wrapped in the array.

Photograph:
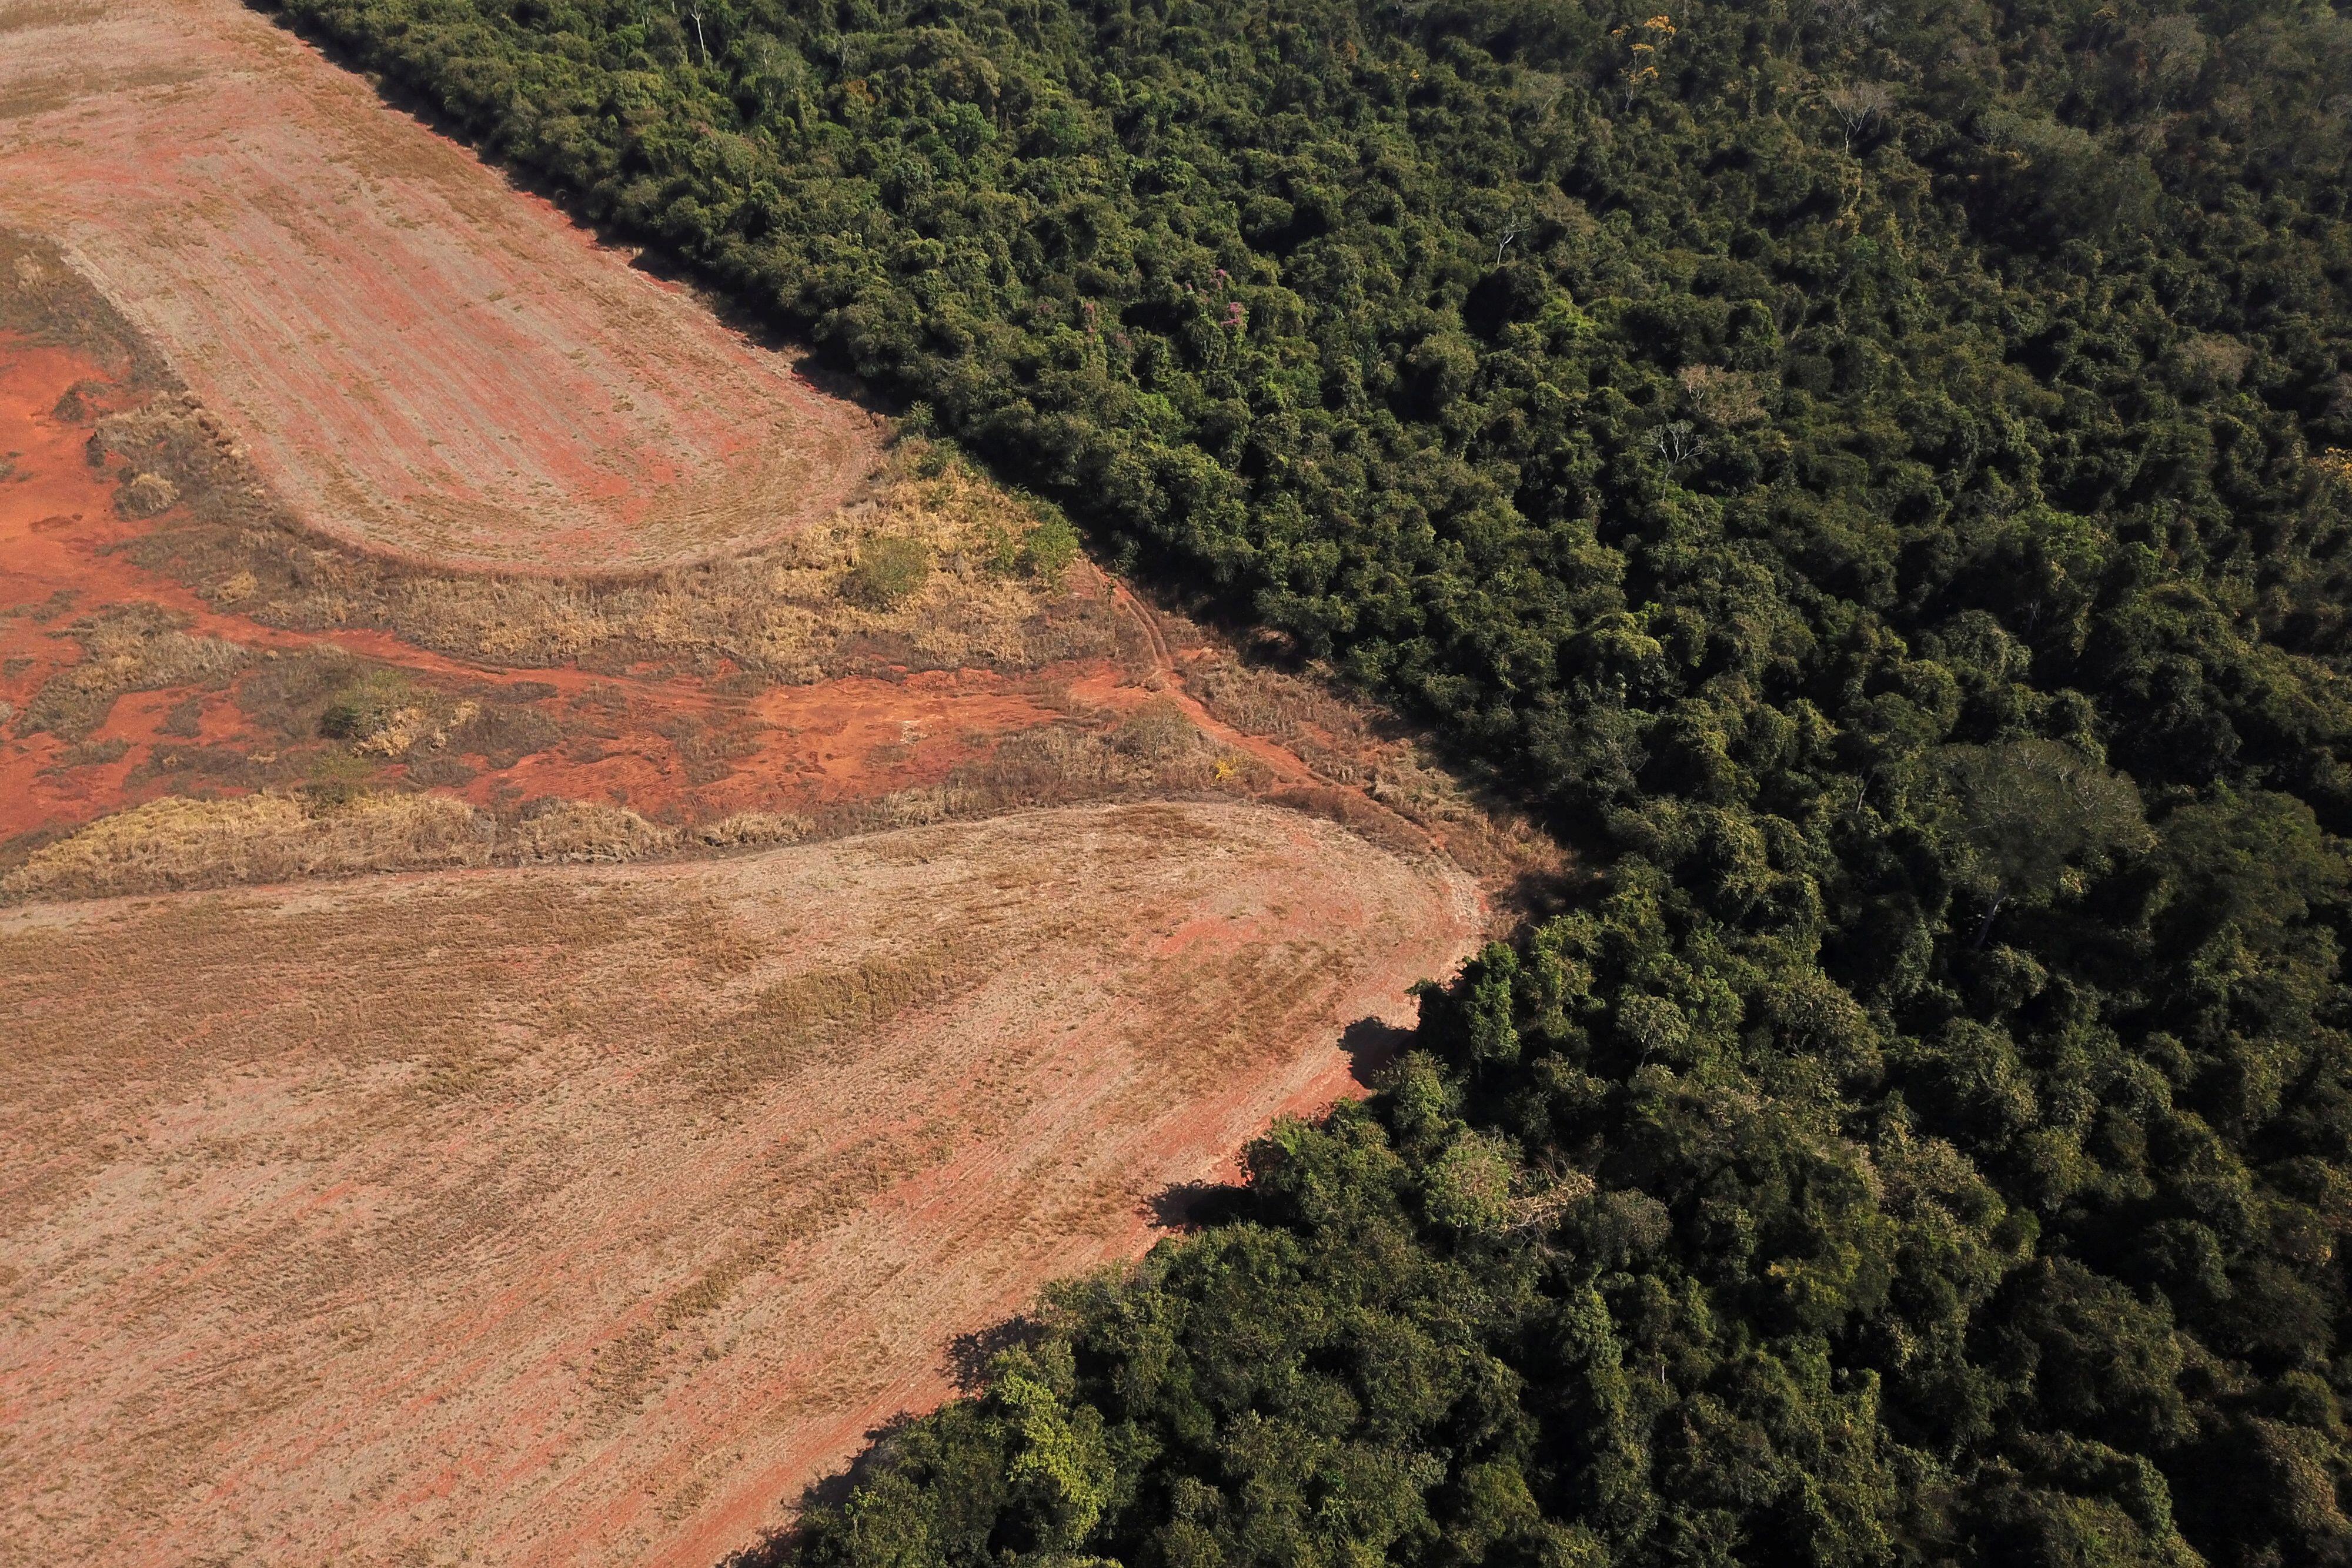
[
  {"x1": 0, "y1": 0, "x2": 880, "y2": 571},
  {"x1": 0, "y1": 802, "x2": 1482, "y2": 1567},
  {"x1": 0, "y1": 9, "x2": 1560, "y2": 1564}
]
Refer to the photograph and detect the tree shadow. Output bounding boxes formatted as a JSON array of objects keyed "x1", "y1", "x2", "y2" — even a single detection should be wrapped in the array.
[
  {"x1": 1145, "y1": 1178, "x2": 1249, "y2": 1232},
  {"x1": 946, "y1": 1314, "x2": 1044, "y2": 1392},
  {"x1": 1338, "y1": 1014, "x2": 1414, "y2": 1083}
]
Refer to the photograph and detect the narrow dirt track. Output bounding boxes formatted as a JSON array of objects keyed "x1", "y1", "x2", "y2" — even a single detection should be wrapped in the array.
[
  {"x1": 0, "y1": 802, "x2": 1481, "y2": 1567},
  {"x1": 1112, "y1": 581, "x2": 1320, "y2": 790},
  {"x1": 0, "y1": 0, "x2": 879, "y2": 572}
]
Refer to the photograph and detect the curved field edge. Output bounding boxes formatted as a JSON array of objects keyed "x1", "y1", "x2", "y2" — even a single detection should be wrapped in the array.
[
  {"x1": 0, "y1": 798, "x2": 1482, "y2": 1568},
  {"x1": 0, "y1": 252, "x2": 1562, "y2": 905}
]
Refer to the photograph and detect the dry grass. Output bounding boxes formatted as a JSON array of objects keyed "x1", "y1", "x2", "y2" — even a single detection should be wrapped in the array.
[
  {"x1": 1113, "y1": 695, "x2": 1211, "y2": 760},
  {"x1": 93, "y1": 383, "x2": 1120, "y2": 683},
  {"x1": 0, "y1": 227, "x2": 169, "y2": 385},
  {"x1": 0, "y1": 792, "x2": 488, "y2": 899},
  {"x1": 19, "y1": 603, "x2": 250, "y2": 738},
  {"x1": 503, "y1": 798, "x2": 677, "y2": 865},
  {"x1": 807, "y1": 719, "x2": 1261, "y2": 841},
  {"x1": 0, "y1": 788, "x2": 828, "y2": 902}
]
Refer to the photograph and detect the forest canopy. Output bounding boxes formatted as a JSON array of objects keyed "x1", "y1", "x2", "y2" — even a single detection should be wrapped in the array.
[{"x1": 259, "y1": 0, "x2": 2352, "y2": 1562}]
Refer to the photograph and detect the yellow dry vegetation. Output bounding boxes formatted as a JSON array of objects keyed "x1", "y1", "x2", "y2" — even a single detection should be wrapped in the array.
[
  {"x1": 290, "y1": 459, "x2": 1091, "y2": 680},
  {"x1": 0, "y1": 791, "x2": 823, "y2": 902},
  {"x1": 108, "y1": 393, "x2": 1117, "y2": 682},
  {"x1": 503, "y1": 798, "x2": 679, "y2": 865},
  {"x1": 20, "y1": 604, "x2": 249, "y2": 738},
  {"x1": 1, "y1": 791, "x2": 487, "y2": 900}
]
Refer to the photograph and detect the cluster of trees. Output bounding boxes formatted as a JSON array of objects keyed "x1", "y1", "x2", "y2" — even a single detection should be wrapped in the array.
[{"x1": 264, "y1": 0, "x2": 2352, "y2": 1561}]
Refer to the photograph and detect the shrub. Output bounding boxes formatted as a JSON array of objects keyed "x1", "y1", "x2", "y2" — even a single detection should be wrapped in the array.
[
  {"x1": 116, "y1": 470, "x2": 178, "y2": 517},
  {"x1": 845, "y1": 534, "x2": 933, "y2": 609},
  {"x1": 1019, "y1": 512, "x2": 1080, "y2": 581},
  {"x1": 319, "y1": 668, "x2": 416, "y2": 742}
]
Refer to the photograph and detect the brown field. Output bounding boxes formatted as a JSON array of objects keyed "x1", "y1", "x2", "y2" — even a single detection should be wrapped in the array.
[
  {"x1": 0, "y1": 4, "x2": 1563, "y2": 1563},
  {"x1": 0, "y1": 0, "x2": 880, "y2": 571},
  {"x1": 0, "y1": 802, "x2": 1481, "y2": 1567}
]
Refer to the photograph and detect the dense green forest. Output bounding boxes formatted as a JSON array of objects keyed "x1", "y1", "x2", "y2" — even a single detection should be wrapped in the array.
[{"x1": 260, "y1": 0, "x2": 2352, "y2": 1560}]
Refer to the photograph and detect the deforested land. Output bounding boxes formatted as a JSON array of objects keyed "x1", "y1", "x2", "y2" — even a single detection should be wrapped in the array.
[{"x1": 9, "y1": 0, "x2": 2352, "y2": 1564}]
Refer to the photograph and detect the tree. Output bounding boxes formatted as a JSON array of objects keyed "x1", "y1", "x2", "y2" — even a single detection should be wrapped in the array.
[
  {"x1": 1938, "y1": 740, "x2": 2147, "y2": 945},
  {"x1": 1822, "y1": 81, "x2": 1893, "y2": 153}
]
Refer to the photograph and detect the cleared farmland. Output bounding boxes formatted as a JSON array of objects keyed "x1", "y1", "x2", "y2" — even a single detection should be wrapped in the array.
[
  {"x1": 0, "y1": 4, "x2": 1543, "y2": 1564},
  {"x1": 0, "y1": 0, "x2": 878, "y2": 572},
  {"x1": 0, "y1": 801, "x2": 1482, "y2": 1567}
]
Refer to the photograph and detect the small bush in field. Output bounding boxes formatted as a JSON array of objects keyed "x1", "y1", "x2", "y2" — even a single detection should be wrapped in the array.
[
  {"x1": 1113, "y1": 697, "x2": 1201, "y2": 760},
  {"x1": 979, "y1": 509, "x2": 1080, "y2": 581},
  {"x1": 1019, "y1": 512, "x2": 1080, "y2": 580},
  {"x1": 319, "y1": 668, "x2": 416, "y2": 742},
  {"x1": 846, "y1": 534, "x2": 933, "y2": 608},
  {"x1": 117, "y1": 470, "x2": 178, "y2": 517}
]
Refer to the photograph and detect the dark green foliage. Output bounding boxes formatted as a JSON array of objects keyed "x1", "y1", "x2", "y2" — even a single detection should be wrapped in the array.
[{"x1": 256, "y1": 0, "x2": 2352, "y2": 1562}]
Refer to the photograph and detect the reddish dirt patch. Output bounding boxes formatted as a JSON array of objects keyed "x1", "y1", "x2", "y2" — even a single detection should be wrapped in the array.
[
  {"x1": 0, "y1": 0, "x2": 879, "y2": 572},
  {"x1": 0, "y1": 335, "x2": 1108, "y2": 852},
  {"x1": 0, "y1": 802, "x2": 1482, "y2": 1567}
]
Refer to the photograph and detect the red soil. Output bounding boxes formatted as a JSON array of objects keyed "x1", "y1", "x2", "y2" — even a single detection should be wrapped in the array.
[
  {"x1": 0, "y1": 0, "x2": 880, "y2": 573},
  {"x1": 0, "y1": 337, "x2": 1105, "y2": 847},
  {"x1": 0, "y1": 803, "x2": 1481, "y2": 1567}
]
